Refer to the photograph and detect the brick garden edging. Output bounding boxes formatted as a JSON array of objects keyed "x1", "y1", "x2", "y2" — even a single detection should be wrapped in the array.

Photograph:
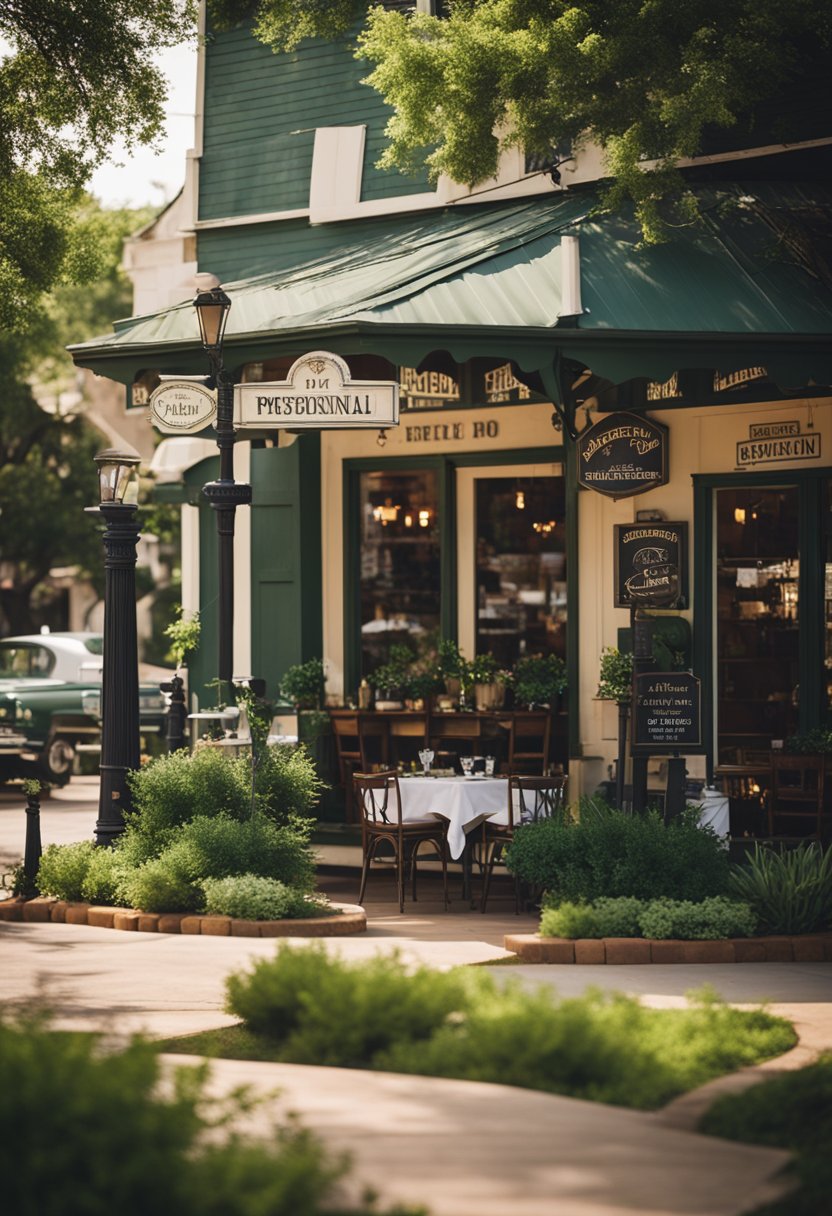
[
  {"x1": 504, "y1": 933, "x2": 832, "y2": 964},
  {"x1": 0, "y1": 897, "x2": 366, "y2": 937}
]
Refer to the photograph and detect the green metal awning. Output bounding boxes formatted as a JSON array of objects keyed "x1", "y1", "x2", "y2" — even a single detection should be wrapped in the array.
[{"x1": 70, "y1": 182, "x2": 832, "y2": 391}]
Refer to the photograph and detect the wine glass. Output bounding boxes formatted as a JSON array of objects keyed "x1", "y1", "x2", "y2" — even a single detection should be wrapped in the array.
[
  {"x1": 418, "y1": 748, "x2": 434, "y2": 776},
  {"x1": 484, "y1": 756, "x2": 496, "y2": 777},
  {"x1": 460, "y1": 756, "x2": 474, "y2": 777}
]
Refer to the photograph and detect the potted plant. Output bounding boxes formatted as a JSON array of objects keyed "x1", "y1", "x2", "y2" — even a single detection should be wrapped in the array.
[
  {"x1": 512, "y1": 653, "x2": 567, "y2": 711},
  {"x1": 437, "y1": 638, "x2": 465, "y2": 701},
  {"x1": 279, "y1": 658, "x2": 326, "y2": 710},
  {"x1": 597, "y1": 647, "x2": 633, "y2": 704},
  {"x1": 371, "y1": 644, "x2": 413, "y2": 709},
  {"x1": 469, "y1": 653, "x2": 507, "y2": 711}
]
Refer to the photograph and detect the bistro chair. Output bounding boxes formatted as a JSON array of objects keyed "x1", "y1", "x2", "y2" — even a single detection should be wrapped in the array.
[
  {"x1": 480, "y1": 772, "x2": 568, "y2": 913},
  {"x1": 506, "y1": 711, "x2": 552, "y2": 775},
  {"x1": 768, "y1": 753, "x2": 828, "y2": 838},
  {"x1": 354, "y1": 770, "x2": 449, "y2": 913},
  {"x1": 331, "y1": 713, "x2": 387, "y2": 823}
]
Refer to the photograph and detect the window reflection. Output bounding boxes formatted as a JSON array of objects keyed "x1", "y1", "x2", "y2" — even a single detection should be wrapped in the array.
[
  {"x1": 359, "y1": 469, "x2": 440, "y2": 676},
  {"x1": 475, "y1": 476, "x2": 566, "y2": 667}
]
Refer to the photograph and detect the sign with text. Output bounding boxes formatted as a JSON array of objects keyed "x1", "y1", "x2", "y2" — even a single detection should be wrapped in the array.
[
  {"x1": 149, "y1": 380, "x2": 216, "y2": 434},
  {"x1": 577, "y1": 412, "x2": 668, "y2": 498},
  {"x1": 736, "y1": 419, "x2": 821, "y2": 468},
  {"x1": 632, "y1": 672, "x2": 702, "y2": 752},
  {"x1": 614, "y1": 522, "x2": 688, "y2": 608},
  {"x1": 235, "y1": 352, "x2": 399, "y2": 430}
]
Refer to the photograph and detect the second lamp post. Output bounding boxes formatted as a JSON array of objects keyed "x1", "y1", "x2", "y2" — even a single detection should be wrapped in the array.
[{"x1": 193, "y1": 284, "x2": 252, "y2": 702}]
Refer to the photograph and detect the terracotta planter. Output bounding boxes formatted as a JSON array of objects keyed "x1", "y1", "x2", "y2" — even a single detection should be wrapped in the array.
[{"x1": 474, "y1": 682, "x2": 505, "y2": 711}]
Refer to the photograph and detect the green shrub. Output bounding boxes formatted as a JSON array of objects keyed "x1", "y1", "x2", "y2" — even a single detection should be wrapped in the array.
[
  {"x1": 160, "y1": 813, "x2": 315, "y2": 891},
  {"x1": 236, "y1": 744, "x2": 323, "y2": 824},
  {"x1": 36, "y1": 841, "x2": 96, "y2": 901},
  {"x1": 120, "y1": 857, "x2": 204, "y2": 914},
  {"x1": 506, "y1": 804, "x2": 729, "y2": 903},
  {"x1": 540, "y1": 896, "x2": 644, "y2": 939},
  {"x1": 126, "y1": 747, "x2": 248, "y2": 846},
  {"x1": 225, "y1": 949, "x2": 794, "y2": 1109},
  {"x1": 638, "y1": 897, "x2": 756, "y2": 940},
  {"x1": 202, "y1": 875, "x2": 330, "y2": 921},
  {"x1": 80, "y1": 847, "x2": 126, "y2": 905},
  {"x1": 727, "y1": 842, "x2": 832, "y2": 935},
  {"x1": 0, "y1": 1008, "x2": 418, "y2": 1216},
  {"x1": 226, "y1": 945, "x2": 472, "y2": 1066},
  {"x1": 699, "y1": 1052, "x2": 832, "y2": 1216}
]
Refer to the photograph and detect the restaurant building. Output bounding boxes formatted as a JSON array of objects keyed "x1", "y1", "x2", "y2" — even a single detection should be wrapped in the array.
[{"x1": 71, "y1": 6, "x2": 832, "y2": 813}]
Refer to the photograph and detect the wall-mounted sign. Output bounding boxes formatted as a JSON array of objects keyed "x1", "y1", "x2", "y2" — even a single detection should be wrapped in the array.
[
  {"x1": 235, "y1": 352, "x2": 399, "y2": 430},
  {"x1": 614, "y1": 522, "x2": 688, "y2": 608},
  {"x1": 148, "y1": 381, "x2": 217, "y2": 434},
  {"x1": 399, "y1": 366, "x2": 459, "y2": 411},
  {"x1": 632, "y1": 672, "x2": 702, "y2": 752},
  {"x1": 577, "y1": 412, "x2": 668, "y2": 498},
  {"x1": 736, "y1": 419, "x2": 821, "y2": 467}
]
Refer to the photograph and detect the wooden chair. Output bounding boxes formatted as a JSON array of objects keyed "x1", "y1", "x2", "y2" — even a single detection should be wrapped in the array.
[
  {"x1": 480, "y1": 773, "x2": 568, "y2": 913},
  {"x1": 354, "y1": 771, "x2": 449, "y2": 913},
  {"x1": 506, "y1": 711, "x2": 552, "y2": 774},
  {"x1": 768, "y1": 753, "x2": 827, "y2": 838},
  {"x1": 331, "y1": 713, "x2": 387, "y2": 823}
]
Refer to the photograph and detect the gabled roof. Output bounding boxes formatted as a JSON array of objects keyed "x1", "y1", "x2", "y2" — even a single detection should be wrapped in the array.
[{"x1": 70, "y1": 184, "x2": 832, "y2": 389}]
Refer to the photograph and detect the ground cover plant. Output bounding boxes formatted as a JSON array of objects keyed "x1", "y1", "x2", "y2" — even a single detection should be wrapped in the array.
[
  {"x1": 506, "y1": 798, "x2": 729, "y2": 904},
  {"x1": 34, "y1": 744, "x2": 327, "y2": 915},
  {"x1": 727, "y1": 842, "x2": 832, "y2": 935},
  {"x1": 161, "y1": 946, "x2": 795, "y2": 1111},
  {"x1": 0, "y1": 1007, "x2": 422, "y2": 1216},
  {"x1": 699, "y1": 1052, "x2": 832, "y2": 1216},
  {"x1": 539, "y1": 895, "x2": 757, "y2": 940}
]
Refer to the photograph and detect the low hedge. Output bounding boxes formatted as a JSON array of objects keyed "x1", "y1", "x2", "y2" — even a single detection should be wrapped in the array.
[{"x1": 540, "y1": 895, "x2": 757, "y2": 940}]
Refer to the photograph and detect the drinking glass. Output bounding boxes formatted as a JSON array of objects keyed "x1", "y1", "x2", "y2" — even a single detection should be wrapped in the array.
[
  {"x1": 460, "y1": 756, "x2": 474, "y2": 777},
  {"x1": 418, "y1": 748, "x2": 434, "y2": 776},
  {"x1": 484, "y1": 756, "x2": 496, "y2": 777}
]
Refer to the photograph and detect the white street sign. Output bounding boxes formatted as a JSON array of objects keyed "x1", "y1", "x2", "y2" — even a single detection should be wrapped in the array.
[
  {"x1": 235, "y1": 351, "x2": 399, "y2": 430},
  {"x1": 149, "y1": 381, "x2": 217, "y2": 434}
]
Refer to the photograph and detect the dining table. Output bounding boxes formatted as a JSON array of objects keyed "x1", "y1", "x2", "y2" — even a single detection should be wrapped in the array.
[{"x1": 396, "y1": 773, "x2": 510, "y2": 861}]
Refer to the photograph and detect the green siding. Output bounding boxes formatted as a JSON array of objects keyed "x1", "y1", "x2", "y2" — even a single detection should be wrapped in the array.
[
  {"x1": 250, "y1": 436, "x2": 323, "y2": 700},
  {"x1": 200, "y1": 20, "x2": 429, "y2": 223}
]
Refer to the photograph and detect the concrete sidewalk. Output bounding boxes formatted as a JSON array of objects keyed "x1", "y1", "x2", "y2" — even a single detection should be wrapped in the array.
[{"x1": 2, "y1": 776, "x2": 829, "y2": 1215}]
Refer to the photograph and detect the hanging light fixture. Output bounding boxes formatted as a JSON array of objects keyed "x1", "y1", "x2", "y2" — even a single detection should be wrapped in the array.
[{"x1": 515, "y1": 489, "x2": 525, "y2": 510}]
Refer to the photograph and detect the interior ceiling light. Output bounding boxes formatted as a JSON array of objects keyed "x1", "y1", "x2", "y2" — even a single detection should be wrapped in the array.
[{"x1": 515, "y1": 490, "x2": 526, "y2": 510}]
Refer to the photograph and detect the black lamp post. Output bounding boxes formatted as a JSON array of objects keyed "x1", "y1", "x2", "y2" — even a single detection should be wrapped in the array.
[
  {"x1": 193, "y1": 283, "x2": 252, "y2": 702},
  {"x1": 88, "y1": 448, "x2": 141, "y2": 846}
]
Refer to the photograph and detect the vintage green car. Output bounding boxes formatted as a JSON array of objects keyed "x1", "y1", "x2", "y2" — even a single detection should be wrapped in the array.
[{"x1": 0, "y1": 633, "x2": 169, "y2": 785}]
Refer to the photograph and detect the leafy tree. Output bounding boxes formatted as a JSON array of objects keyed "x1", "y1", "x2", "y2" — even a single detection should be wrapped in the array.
[
  {"x1": 213, "y1": 1, "x2": 831, "y2": 241},
  {"x1": 0, "y1": 0, "x2": 196, "y2": 330}
]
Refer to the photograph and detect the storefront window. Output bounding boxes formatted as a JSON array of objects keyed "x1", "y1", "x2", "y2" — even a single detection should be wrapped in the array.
[
  {"x1": 475, "y1": 475, "x2": 566, "y2": 668},
  {"x1": 359, "y1": 469, "x2": 440, "y2": 675},
  {"x1": 715, "y1": 487, "x2": 799, "y2": 763}
]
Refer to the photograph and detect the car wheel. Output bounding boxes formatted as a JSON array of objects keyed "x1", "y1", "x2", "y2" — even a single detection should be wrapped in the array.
[{"x1": 38, "y1": 736, "x2": 75, "y2": 785}]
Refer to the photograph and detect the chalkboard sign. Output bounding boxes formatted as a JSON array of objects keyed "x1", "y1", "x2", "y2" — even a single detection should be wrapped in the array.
[
  {"x1": 577, "y1": 412, "x2": 668, "y2": 499},
  {"x1": 632, "y1": 672, "x2": 702, "y2": 752},
  {"x1": 614, "y1": 522, "x2": 688, "y2": 608}
]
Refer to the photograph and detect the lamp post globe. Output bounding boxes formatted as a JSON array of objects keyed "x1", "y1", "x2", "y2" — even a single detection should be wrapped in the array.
[{"x1": 88, "y1": 448, "x2": 142, "y2": 847}]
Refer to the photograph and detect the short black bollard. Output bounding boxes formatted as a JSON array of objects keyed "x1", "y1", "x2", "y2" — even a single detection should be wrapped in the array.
[
  {"x1": 22, "y1": 780, "x2": 43, "y2": 898},
  {"x1": 161, "y1": 675, "x2": 187, "y2": 753}
]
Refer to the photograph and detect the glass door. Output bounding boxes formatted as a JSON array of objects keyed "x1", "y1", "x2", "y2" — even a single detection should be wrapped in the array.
[
  {"x1": 714, "y1": 486, "x2": 800, "y2": 763},
  {"x1": 456, "y1": 464, "x2": 566, "y2": 667}
]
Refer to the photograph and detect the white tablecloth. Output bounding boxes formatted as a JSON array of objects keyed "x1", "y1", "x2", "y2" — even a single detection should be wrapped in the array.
[{"x1": 398, "y1": 775, "x2": 508, "y2": 859}]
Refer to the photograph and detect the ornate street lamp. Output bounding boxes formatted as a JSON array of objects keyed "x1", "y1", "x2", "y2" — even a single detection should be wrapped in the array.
[
  {"x1": 194, "y1": 282, "x2": 252, "y2": 702},
  {"x1": 88, "y1": 448, "x2": 141, "y2": 846}
]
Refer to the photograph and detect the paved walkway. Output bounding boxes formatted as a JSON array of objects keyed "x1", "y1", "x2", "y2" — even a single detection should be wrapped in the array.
[{"x1": 2, "y1": 777, "x2": 830, "y2": 1215}]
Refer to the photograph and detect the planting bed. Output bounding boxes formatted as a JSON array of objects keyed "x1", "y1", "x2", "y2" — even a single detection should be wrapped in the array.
[
  {"x1": 0, "y1": 897, "x2": 366, "y2": 937},
  {"x1": 504, "y1": 933, "x2": 832, "y2": 964}
]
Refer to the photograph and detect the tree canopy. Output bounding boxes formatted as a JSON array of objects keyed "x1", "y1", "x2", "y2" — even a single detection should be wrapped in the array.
[
  {"x1": 216, "y1": 0, "x2": 832, "y2": 241},
  {"x1": 0, "y1": 0, "x2": 195, "y2": 330}
]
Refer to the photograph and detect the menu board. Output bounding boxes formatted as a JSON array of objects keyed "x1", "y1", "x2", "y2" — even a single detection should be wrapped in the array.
[
  {"x1": 632, "y1": 672, "x2": 702, "y2": 752},
  {"x1": 614, "y1": 522, "x2": 688, "y2": 608}
]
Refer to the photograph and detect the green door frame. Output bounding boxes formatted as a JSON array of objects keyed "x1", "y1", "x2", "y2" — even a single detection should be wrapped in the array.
[
  {"x1": 692, "y1": 468, "x2": 828, "y2": 776},
  {"x1": 342, "y1": 445, "x2": 573, "y2": 743}
]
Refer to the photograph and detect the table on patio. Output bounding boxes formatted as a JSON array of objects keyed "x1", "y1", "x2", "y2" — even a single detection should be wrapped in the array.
[{"x1": 396, "y1": 774, "x2": 509, "y2": 861}]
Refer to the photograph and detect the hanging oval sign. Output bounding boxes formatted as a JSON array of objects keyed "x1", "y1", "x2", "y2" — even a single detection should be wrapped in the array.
[
  {"x1": 149, "y1": 381, "x2": 217, "y2": 434},
  {"x1": 577, "y1": 411, "x2": 668, "y2": 498}
]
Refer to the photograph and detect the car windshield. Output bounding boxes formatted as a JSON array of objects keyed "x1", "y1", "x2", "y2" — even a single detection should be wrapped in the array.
[
  {"x1": 0, "y1": 644, "x2": 55, "y2": 678},
  {"x1": 82, "y1": 637, "x2": 104, "y2": 655}
]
